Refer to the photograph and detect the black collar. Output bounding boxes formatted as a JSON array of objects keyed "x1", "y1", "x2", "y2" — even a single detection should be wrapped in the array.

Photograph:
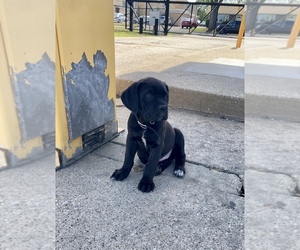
[{"x1": 135, "y1": 115, "x2": 155, "y2": 130}]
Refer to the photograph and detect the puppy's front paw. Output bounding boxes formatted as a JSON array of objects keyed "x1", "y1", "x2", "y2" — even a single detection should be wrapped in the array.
[
  {"x1": 138, "y1": 178, "x2": 155, "y2": 193},
  {"x1": 110, "y1": 169, "x2": 129, "y2": 181},
  {"x1": 174, "y1": 168, "x2": 185, "y2": 178}
]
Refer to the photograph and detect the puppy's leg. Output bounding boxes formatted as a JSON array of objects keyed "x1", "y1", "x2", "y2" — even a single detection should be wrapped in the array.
[
  {"x1": 155, "y1": 158, "x2": 173, "y2": 176},
  {"x1": 111, "y1": 135, "x2": 138, "y2": 181},
  {"x1": 138, "y1": 146, "x2": 162, "y2": 192},
  {"x1": 136, "y1": 138, "x2": 148, "y2": 164},
  {"x1": 173, "y1": 128, "x2": 186, "y2": 178}
]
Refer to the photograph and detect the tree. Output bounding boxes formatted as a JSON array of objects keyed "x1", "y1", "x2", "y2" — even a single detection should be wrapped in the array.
[
  {"x1": 245, "y1": 0, "x2": 265, "y2": 32},
  {"x1": 207, "y1": 0, "x2": 223, "y2": 32},
  {"x1": 197, "y1": 5, "x2": 209, "y2": 22}
]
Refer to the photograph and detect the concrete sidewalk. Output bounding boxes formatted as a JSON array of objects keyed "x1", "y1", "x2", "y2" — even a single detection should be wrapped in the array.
[
  {"x1": 57, "y1": 41, "x2": 247, "y2": 245},
  {"x1": 55, "y1": 35, "x2": 299, "y2": 249},
  {"x1": 115, "y1": 35, "x2": 245, "y2": 121},
  {"x1": 115, "y1": 35, "x2": 300, "y2": 122},
  {"x1": 3, "y1": 34, "x2": 300, "y2": 249},
  {"x1": 56, "y1": 105, "x2": 244, "y2": 249}
]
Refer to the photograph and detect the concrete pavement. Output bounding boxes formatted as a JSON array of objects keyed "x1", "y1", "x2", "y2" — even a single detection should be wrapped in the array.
[
  {"x1": 245, "y1": 116, "x2": 300, "y2": 250},
  {"x1": 0, "y1": 155, "x2": 55, "y2": 249},
  {"x1": 52, "y1": 35, "x2": 299, "y2": 249},
  {"x1": 54, "y1": 36, "x2": 248, "y2": 249},
  {"x1": 2, "y1": 34, "x2": 300, "y2": 249},
  {"x1": 56, "y1": 105, "x2": 244, "y2": 249},
  {"x1": 244, "y1": 37, "x2": 300, "y2": 250},
  {"x1": 115, "y1": 35, "x2": 245, "y2": 121}
]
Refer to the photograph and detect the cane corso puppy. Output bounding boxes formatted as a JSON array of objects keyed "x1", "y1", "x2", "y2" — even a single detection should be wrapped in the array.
[{"x1": 111, "y1": 77, "x2": 186, "y2": 192}]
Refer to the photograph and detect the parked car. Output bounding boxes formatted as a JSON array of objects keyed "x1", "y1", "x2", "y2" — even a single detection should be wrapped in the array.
[
  {"x1": 199, "y1": 21, "x2": 206, "y2": 27},
  {"x1": 114, "y1": 13, "x2": 125, "y2": 23},
  {"x1": 160, "y1": 15, "x2": 172, "y2": 25},
  {"x1": 216, "y1": 20, "x2": 241, "y2": 34},
  {"x1": 181, "y1": 19, "x2": 198, "y2": 29},
  {"x1": 255, "y1": 20, "x2": 295, "y2": 34}
]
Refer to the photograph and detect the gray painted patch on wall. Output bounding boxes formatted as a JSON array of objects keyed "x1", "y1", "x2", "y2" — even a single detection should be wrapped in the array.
[
  {"x1": 11, "y1": 53, "x2": 55, "y2": 140},
  {"x1": 63, "y1": 50, "x2": 115, "y2": 140}
]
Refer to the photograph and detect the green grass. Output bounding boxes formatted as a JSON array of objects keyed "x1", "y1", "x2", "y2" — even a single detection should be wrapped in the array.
[
  {"x1": 114, "y1": 23, "x2": 208, "y2": 36},
  {"x1": 114, "y1": 23, "x2": 156, "y2": 37},
  {"x1": 193, "y1": 26, "x2": 208, "y2": 33}
]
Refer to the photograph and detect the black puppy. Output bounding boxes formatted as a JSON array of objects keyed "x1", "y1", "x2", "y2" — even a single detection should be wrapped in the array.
[{"x1": 111, "y1": 77, "x2": 186, "y2": 192}]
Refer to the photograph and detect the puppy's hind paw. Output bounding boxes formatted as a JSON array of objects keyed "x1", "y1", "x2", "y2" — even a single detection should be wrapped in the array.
[
  {"x1": 174, "y1": 169, "x2": 185, "y2": 178},
  {"x1": 155, "y1": 166, "x2": 163, "y2": 176}
]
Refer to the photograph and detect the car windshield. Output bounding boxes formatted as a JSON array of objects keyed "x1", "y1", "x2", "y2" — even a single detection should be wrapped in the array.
[{"x1": 229, "y1": 21, "x2": 240, "y2": 26}]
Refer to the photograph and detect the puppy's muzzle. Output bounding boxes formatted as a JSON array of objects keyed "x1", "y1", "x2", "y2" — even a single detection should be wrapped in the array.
[{"x1": 145, "y1": 104, "x2": 168, "y2": 122}]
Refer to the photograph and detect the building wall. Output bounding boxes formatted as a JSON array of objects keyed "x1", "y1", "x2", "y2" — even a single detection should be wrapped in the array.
[
  {"x1": 113, "y1": 0, "x2": 198, "y2": 25},
  {"x1": 219, "y1": 5, "x2": 300, "y2": 23},
  {"x1": 113, "y1": 1, "x2": 299, "y2": 25},
  {"x1": 136, "y1": 0, "x2": 198, "y2": 26},
  {"x1": 114, "y1": 0, "x2": 125, "y2": 13}
]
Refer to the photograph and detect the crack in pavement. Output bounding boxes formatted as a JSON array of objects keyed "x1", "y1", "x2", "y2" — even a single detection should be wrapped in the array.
[
  {"x1": 187, "y1": 159, "x2": 244, "y2": 197},
  {"x1": 246, "y1": 165, "x2": 300, "y2": 198},
  {"x1": 95, "y1": 144, "x2": 244, "y2": 197},
  {"x1": 110, "y1": 141, "x2": 243, "y2": 179}
]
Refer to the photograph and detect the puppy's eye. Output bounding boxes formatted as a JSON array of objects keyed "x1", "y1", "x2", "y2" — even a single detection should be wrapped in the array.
[{"x1": 146, "y1": 93, "x2": 153, "y2": 99}]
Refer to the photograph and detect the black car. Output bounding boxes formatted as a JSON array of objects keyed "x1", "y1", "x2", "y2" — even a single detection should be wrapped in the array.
[
  {"x1": 216, "y1": 21, "x2": 241, "y2": 34},
  {"x1": 255, "y1": 21, "x2": 294, "y2": 34}
]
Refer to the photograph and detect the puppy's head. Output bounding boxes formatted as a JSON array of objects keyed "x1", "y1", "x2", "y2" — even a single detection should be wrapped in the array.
[{"x1": 121, "y1": 77, "x2": 169, "y2": 122}]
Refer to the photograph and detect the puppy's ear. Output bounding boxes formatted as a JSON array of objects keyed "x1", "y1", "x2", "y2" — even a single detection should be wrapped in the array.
[
  {"x1": 164, "y1": 83, "x2": 169, "y2": 93},
  {"x1": 121, "y1": 82, "x2": 139, "y2": 114}
]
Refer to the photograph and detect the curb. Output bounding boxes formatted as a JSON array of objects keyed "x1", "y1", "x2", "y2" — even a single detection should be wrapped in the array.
[
  {"x1": 116, "y1": 78, "x2": 244, "y2": 122},
  {"x1": 245, "y1": 94, "x2": 300, "y2": 122}
]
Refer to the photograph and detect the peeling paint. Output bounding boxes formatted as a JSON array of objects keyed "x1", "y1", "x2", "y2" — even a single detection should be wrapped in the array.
[
  {"x1": 11, "y1": 53, "x2": 55, "y2": 140},
  {"x1": 62, "y1": 50, "x2": 115, "y2": 140}
]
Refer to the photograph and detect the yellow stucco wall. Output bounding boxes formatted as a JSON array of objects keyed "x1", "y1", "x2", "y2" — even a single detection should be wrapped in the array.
[
  {"x1": 0, "y1": 0, "x2": 55, "y2": 165},
  {"x1": 56, "y1": 0, "x2": 117, "y2": 164}
]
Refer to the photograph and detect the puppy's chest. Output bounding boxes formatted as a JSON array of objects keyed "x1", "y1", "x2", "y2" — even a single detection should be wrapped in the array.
[{"x1": 142, "y1": 129, "x2": 158, "y2": 147}]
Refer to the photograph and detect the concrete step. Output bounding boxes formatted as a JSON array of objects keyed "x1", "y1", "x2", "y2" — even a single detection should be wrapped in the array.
[
  {"x1": 116, "y1": 57, "x2": 300, "y2": 122},
  {"x1": 245, "y1": 58, "x2": 300, "y2": 122},
  {"x1": 116, "y1": 57, "x2": 244, "y2": 121}
]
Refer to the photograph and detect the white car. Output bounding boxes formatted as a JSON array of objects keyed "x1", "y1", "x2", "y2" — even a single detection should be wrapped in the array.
[
  {"x1": 114, "y1": 13, "x2": 125, "y2": 23},
  {"x1": 160, "y1": 15, "x2": 172, "y2": 25}
]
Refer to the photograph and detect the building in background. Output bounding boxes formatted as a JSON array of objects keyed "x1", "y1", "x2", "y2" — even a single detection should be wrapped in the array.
[
  {"x1": 113, "y1": 0, "x2": 300, "y2": 26},
  {"x1": 113, "y1": 0, "x2": 198, "y2": 26}
]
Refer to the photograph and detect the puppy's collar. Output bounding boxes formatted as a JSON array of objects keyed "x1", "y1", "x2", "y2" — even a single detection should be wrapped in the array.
[
  {"x1": 136, "y1": 116, "x2": 155, "y2": 130},
  {"x1": 135, "y1": 115, "x2": 160, "y2": 145}
]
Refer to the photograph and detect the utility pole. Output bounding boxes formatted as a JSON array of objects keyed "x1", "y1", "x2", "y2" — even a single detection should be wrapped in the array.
[{"x1": 164, "y1": 0, "x2": 170, "y2": 35}]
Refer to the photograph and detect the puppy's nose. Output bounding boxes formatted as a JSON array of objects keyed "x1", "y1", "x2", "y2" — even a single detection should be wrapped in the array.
[{"x1": 159, "y1": 104, "x2": 167, "y2": 111}]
